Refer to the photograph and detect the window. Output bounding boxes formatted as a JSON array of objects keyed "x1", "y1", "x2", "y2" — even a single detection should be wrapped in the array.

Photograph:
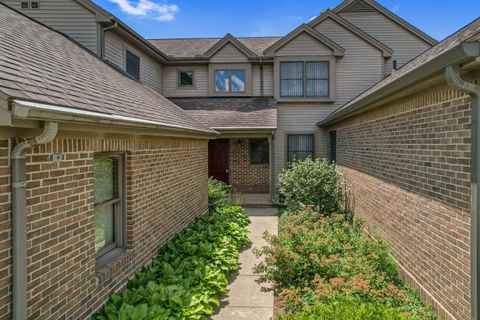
[
  {"x1": 330, "y1": 131, "x2": 337, "y2": 163},
  {"x1": 287, "y1": 134, "x2": 314, "y2": 163},
  {"x1": 94, "y1": 154, "x2": 124, "y2": 266},
  {"x1": 30, "y1": 1, "x2": 39, "y2": 8},
  {"x1": 126, "y1": 50, "x2": 140, "y2": 80},
  {"x1": 250, "y1": 139, "x2": 269, "y2": 164},
  {"x1": 280, "y1": 61, "x2": 330, "y2": 98},
  {"x1": 214, "y1": 69, "x2": 245, "y2": 93},
  {"x1": 178, "y1": 71, "x2": 194, "y2": 86},
  {"x1": 21, "y1": 2, "x2": 29, "y2": 8}
]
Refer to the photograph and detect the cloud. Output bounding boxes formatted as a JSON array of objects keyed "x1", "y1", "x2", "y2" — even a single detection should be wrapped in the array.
[
  {"x1": 391, "y1": 5, "x2": 400, "y2": 13},
  {"x1": 108, "y1": 0, "x2": 179, "y2": 21},
  {"x1": 309, "y1": 16, "x2": 317, "y2": 22}
]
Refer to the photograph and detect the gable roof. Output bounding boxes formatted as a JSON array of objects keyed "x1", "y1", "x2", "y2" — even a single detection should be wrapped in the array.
[
  {"x1": 170, "y1": 98, "x2": 277, "y2": 129},
  {"x1": 334, "y1": 0, "x2": 438, "y2": 46},
  {"x1": 149, "y1": 37, "x2": 281, "y2": 58},
  {"x1": 201, "y1": 33, "x2": 257, "y2": 58},
  {"x1": 308, "y1": 10, "x2": 393, "y2": 58},
  {"x1": 0, "y1": 3, "x2": 215, "y2": 134},
  {"x1": 318, "y1": 18, "x2": 480, "y2": 127},
  {"x1": 264, "y1": 24, "x2": 345, "y2": 57}
]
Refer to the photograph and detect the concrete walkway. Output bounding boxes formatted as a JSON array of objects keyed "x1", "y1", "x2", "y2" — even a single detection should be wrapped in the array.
[{"x1": 211, "y1": 207, "x2": 278, "y2": 320}]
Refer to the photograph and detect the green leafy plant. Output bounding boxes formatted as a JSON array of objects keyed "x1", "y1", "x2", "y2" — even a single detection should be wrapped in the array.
[
  {"x1": 255, "y1": 208, "x2": 435, "y2": 319},
  {"x1": 280, "y1": 300, "x2": 406, "y2": 320},
  {"x1": 279, "y1": 158, "x2": 344, "y2": 214},
  {"x1": 93, "y1": 180, "x2": 250, "y2": 320}
]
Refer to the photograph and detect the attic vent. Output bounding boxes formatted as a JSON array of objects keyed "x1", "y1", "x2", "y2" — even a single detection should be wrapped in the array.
[{"x1": 342, "y1": 0, "x2": 374, "y2": 13}]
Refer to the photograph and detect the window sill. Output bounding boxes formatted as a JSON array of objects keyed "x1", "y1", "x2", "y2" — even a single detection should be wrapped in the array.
[{"x1": 96, "y1": 248, "x2": 133, "y2": 284}]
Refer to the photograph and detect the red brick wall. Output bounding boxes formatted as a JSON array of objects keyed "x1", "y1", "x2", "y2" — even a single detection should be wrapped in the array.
[
  {"x1": 0, "y1": 135, "x2": 208, "y2": 319},
  {"x1": 327, "y1": 84, "x2": 473, "y2": 320},
  {"x1": 229, "y1": 139, "x2": 270, "y2": 194}
]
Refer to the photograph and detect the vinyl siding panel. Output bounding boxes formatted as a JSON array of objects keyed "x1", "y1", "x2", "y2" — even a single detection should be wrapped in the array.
[
  {"x1": 276, "y1": 32, "x2": 333, "y2": 56},
  {"x1": 314, "y1": 18, "x2": 383, "y2": 108},
  {"x1": 3, "y1": 0, "x2": 98, "y2": 53},
  {"x1": 210, "y1": 43, "x2": 249, "y2": 63},
  {"x1": 252, "y1": 65, "x2": 261, "y2": 96},
  {"x1": 163, "y1": 65, "x2": 209, "y2": 97},
  {"x1": 263, "y1": 65, "x2": 274, "y2": 96},
  {"x1": 339, "y1": 11, "x2": 432, "y2": 75},
  {"x1": 104, "y1": 31, "x2": 163, "y2": 94}
]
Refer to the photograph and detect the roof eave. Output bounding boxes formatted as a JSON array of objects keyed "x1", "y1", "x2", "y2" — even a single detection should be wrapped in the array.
[
  {"x1": 318, "y1": 41, "x2": 480, "y2": 127},
  {"x1": 11, "y1": 99, "x2": 219, "y2": 137}
]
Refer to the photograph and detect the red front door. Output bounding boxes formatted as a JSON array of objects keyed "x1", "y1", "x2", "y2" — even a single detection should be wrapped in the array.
[{"x1": 208, "y1": 139, "x2": 229, "y2": 183}]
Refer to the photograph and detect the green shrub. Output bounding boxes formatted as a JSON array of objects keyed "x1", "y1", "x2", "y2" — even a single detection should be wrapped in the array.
[
  {"x1": 208, "y1": 178, "x2": 230, "y2": 212},
  {"x1": 280, "y1": 301, "x2": 406, "y2": 320},
  {"x1": 92, "y1": 181, "x2": 250, "y2": 320},
  {"x1": 279, "y1": 158, "x2": 344, "y2": 214},
  {"x1": 255, "y1": 208, "x2": 435, "y2": 319}
]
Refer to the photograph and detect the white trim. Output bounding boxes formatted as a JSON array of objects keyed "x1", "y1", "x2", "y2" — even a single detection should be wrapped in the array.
[
  {"x1": 212, "y1": 126, "x2": 276, "y2": 130},
  {"x1": 11, "y1": 99, "x2": 216, "y2": 134}
]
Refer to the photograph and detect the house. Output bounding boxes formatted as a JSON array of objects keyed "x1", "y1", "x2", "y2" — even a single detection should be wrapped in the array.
[
  {"x1": 0, "y1": 3, "x2": 217, "y2": 319},
  {"x1": 4, "y1": 0, "x2": 437, "y2": 199},
  {"x1": 319, "y1": 18, "x2": 480, "y2": 320}
]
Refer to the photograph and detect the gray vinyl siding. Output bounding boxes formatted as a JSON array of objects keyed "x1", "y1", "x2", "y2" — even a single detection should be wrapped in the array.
[
  {"x1": 210, "y1": 43, "x2": 249, "y2": 63},
  {"x1": 313, "y1": 18, "x2": 383, "y2": 108},
  {"x1": 263, "y1": 65, "x2": 274, "y2": 96},
  {"x1": 252, "y1": 65, "x2": 261, "y2": 96},
  {"x1": 339, "y1": 11, "x2": 432, "y2": 75},
  {"x1": 104, "y1": 31, "x2": 163, "y2": 93},
  {"x1": 3, "y1": 0, "x2": 98, "y2": 53},
  {"x1": 275, "y1": 32, "x2": 333, "y2": 56},
  {"x1": 162, "y1": 65, "x2": 209, "y2": 97}
]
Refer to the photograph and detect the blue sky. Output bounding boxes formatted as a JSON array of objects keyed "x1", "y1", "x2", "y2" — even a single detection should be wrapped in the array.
[{"x1": 92, "y1": 0, "x2": 480, "y2": 41}]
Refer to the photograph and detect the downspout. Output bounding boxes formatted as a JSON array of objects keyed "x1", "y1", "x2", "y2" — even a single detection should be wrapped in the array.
[
  {"x1": 11, "y1": 122, "x2": 58, "y2": 320},
  {"x1": 101, "y1": 22, "x2": 117, "y2": 60},
  {"x1": 446, "y1": 64, "x2": 480, "y2": 320}
]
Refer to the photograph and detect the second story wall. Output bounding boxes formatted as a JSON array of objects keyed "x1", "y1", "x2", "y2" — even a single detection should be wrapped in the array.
[
  {"x1": 104, "y1": 31, "x2": 163, "y2": 93},
  {"x1": 3, "y1": 0, "x2": 99, "y2": 54},
  {"x1": 163, "y1": 65, "x2": 209, "y2": 97}
]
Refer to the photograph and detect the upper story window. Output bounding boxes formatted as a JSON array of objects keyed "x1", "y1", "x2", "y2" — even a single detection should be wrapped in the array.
[
  {"x1": 94, "y1": 154, "x2": 125, "y2": 267},
  {"x1": 126, "y1": 50, "x2": 140, "y2": 80},
  {"x1": 178, "y1": 71, "x2": 194, "y2": 86},
  {"x1": 280, "y1": 61, "x2": 329, "y2": 98},
  {"x1": 214, "y1": 69, "x2": 245, "y2": 93}
]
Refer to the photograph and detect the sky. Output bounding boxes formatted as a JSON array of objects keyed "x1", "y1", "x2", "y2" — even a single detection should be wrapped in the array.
[{"x1": 92, "y1": 0, "x2": 480, "y2": 41}]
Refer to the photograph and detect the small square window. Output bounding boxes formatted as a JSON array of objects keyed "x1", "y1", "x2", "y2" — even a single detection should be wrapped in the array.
[
  {"x1": 126, "y1": 50, "x2": 140, "y2": 80},
  {"x1": 30, "y1": 2, "x2": 39, "y2": 8},
  {"x1": 178, "y1": 71, "x2": 193, "y2": 86},
  {"x1": 250, "y1": 139, "x2": 269, "y2": 164},
  {"x1": 21, "y1": 2, "x2": 29, "y2": 8}
]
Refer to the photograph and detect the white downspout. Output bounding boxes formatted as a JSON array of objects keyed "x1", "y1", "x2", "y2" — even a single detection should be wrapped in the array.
[
  {"x1": 11, "y1": 122, "x2": 58, "y2": 320},
  {"x1": 446, "y1": 64, "x2": 480, "y2": 320}
]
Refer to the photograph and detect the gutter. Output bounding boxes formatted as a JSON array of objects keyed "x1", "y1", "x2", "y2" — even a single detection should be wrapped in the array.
[
  {"x1": 12, "y1": 99, "x2": 217, "y2": 136},
  {"x1": 446, "y1": 64, "x2": 480, "y2": 320},
  {"x1": 11, "y1": 122, "x2": 58, "y2": 320},
  {"x1": 318, "y1": 42, "x2": 480, "y2": 127}
]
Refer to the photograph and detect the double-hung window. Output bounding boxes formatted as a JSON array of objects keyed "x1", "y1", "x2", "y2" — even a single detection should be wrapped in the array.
[
  {"x1": 280, "y1": 61, "x2": 330, "y2": 98},
  {"x1": 94, "y1": 154, "x2": 125, "y2": 266},
  {"x1": 126, "y1": 50, "x2": 140, "y2": 80},
  {"x1": 287, "y1": 134, "x2": 314, "y2": 163},
  {"x1": 214, "y1": 69, "x2": 245, "y2": 93}
]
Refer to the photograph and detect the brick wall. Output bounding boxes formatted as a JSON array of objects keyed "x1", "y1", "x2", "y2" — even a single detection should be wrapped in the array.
[
  {"x1": 0, "y1": 135, "x2": 208, "y2": 319},
  {"x1": 326, "y1": 84, "x2": 473, "y2": 320},
  {"x1": 229, "y1": 139, "x2": 270, "y2": 194}
]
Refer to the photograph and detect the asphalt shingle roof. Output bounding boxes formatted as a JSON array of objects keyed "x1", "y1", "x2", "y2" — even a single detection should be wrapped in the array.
[
  {"x1": 149, "y1": 37, "x2": 282, "y2": 58},
  {"x1": 170, "y1": 98, "x2": 277, "y2": 129},
  {"x1": 0, "y1": 4, "x2": 215, "y2": 134}
]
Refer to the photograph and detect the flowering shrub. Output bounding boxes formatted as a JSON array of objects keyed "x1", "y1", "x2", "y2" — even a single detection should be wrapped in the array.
[
  {"x1": 280, "y1": 300, "x2": 406, "y2": 320},
  {"x1": 93, "y1": 180, "x2": 250, "y2": 320},
  {"x1": 279, "y1": 158, "x2": 344, "y2": 214},
  {"x1": 255, "y1": 208, "x2": 435, "y2": 319}
]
